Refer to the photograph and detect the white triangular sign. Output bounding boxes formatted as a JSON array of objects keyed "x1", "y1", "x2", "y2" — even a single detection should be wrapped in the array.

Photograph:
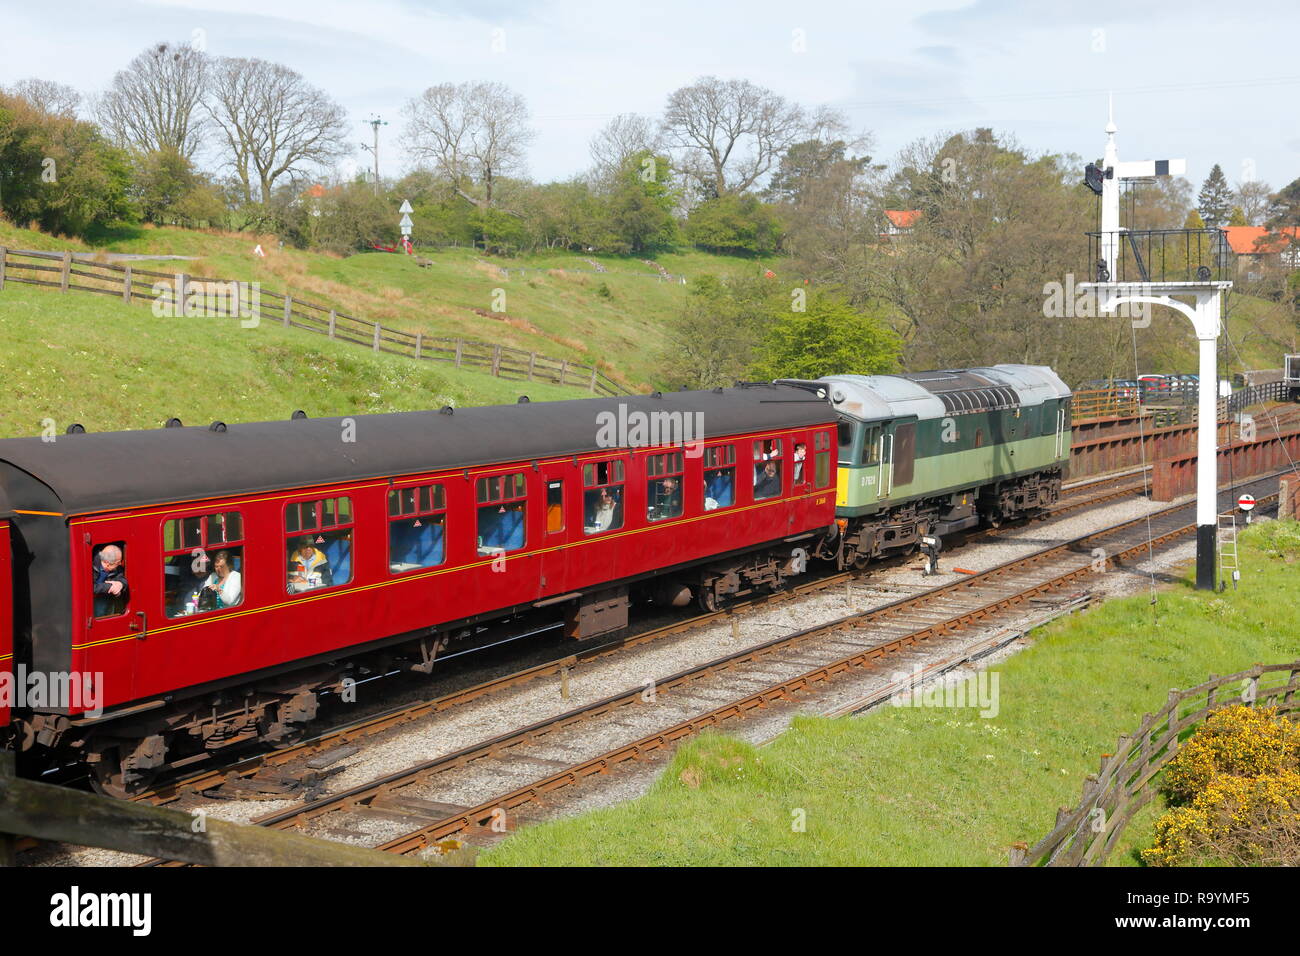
[{"x1": 398, "y1": 200, "x2": 413, "y2": 213}]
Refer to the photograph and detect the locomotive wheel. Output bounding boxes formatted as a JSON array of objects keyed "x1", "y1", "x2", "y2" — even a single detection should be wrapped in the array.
[{"x1": 698, "y1": 587, "x2": 718, "y2": 612}]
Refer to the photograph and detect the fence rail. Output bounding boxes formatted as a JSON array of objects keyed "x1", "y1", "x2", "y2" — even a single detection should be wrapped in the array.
[
  {"x1": 1012, "y1": 660, "x2": 1300, "y2": 867},
  {"x1": 0, "y1": 247, "x2": 631, "y2": 398}
]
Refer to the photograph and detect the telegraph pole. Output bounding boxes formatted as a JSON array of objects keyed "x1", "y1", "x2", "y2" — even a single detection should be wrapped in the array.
[
  {"x1": 1081, "y1": 101, "x2": 1231, "y2": 591},
  {"x1": 361, "y1": 115, "x2": 388, "y2": 193}
]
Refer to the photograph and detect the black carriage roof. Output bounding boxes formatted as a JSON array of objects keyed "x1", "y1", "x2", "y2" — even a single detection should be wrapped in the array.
[{"x1": 0, "y1": 385, "x2": 833, "y2": 515}]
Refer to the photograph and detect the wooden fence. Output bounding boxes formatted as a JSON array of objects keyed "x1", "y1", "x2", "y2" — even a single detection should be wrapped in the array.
[
  {"x1": 1072, "y1": 381, "x2": 1290, "y2": 425},
  {"x1": 0, "y1": 752, "x2": 432, "y2": 867},
  {"x1": 0, "y1": 247, "x2": 630, "y2": 398},
  {"x1": 1011, "y1": 660, "x2": 1300, "y2": 867}
]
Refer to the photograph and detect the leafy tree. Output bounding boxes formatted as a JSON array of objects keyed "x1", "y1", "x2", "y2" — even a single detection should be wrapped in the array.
[
  {"x1": 749, "y1": 290, "x2": 900, "y2": 380},
  {"x1": 0, "y1": 92, "x2": 133, "y2": 236},
  {"x1": 1266, "y1": 177, "x2": 1300, "y2": 230},
  {"x1": 1197, "y1": 163, "x2": 1232, "y2": 227},
  {"x1": 606, "y1": 150, "x2": 678, "y2": 253},
  {"x1": 130, "y1": 147, "x2": 223, "y2": 225},
  {"x1": 1228, "y1": 206, "x2": 1248, "y2": 227},
  {"x1": 1185, "y1": 209, "x2": 1206, "y2": 229},
  {"x1": 685, "y1": 194, "x2": 782, "y2": 255},
  {"x1": 658, "y1": 273, "x2": 774, "y2": 388}
]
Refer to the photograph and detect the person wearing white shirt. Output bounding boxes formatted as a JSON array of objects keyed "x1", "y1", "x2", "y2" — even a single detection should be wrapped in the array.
[{"x1": 203, "y1": 550, "x2": 243, "y2": 608}]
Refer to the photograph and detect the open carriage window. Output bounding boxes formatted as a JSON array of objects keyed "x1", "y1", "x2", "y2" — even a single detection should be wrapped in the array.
[
  {"x1": 163, "y1": 512, "x2": 244, "y2": 617},
  {"x1": 286, "y1": 497, "x2": 352, "y2": 594}
]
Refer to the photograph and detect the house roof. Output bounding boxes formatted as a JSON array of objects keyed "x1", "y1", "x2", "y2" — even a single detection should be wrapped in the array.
[
  {"x1": 884, "y1": 210, "x2": 922, "y2": 229},
  {"x1": 1222, "y1": 226, "x2": 1300, "y2": 255}
]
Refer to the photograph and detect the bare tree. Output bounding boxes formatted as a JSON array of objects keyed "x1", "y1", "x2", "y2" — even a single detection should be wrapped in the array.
[
  {"x1": 6, "y1": 78, "x2": 82, "y2": 117},
  {"x1": 1234, "y1": 179, "x2": 1273, "y2": 226},
  {"x1": 205, "y1": 57, "x2": 350, "y2": 205},
  {"x1": 402, "y1": 81, "x2": 533, "y2": 207},
  {"x1": 96, "y1": 42, "x2": 208, "y2": 157},
  {"x1": 588, "y1": 113, "x2": 656, "y2": 183},
  {"x1": 660, "y1": 76, "x2": 808, "y2": 196}
]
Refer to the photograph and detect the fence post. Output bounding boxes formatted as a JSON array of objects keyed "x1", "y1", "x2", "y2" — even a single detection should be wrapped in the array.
[
  {"x1": 177, "y1": 273, "x2": 188, "y2": 316},
  {"x1": 60, "y1": 251, "x2": 71, "y2": 292},
  {"x1": 455, "y1": 340, "x2": 464, "y2": 368},
  {"x1": 0, "y1": 751, "x2": 14, "y2": 866},
  {"x1": 415, "y1": 331, "x2": 423, "y2": 360},
  {"x1": 491, "y1": 345, "x2": 502, "y2": 377},
  {"x1": 0, "y1": 247, "x2": 6, "y2": 292},
  {"x1": 589, "y1": 366, "x2": 598, "y2": 393},
  {"x1": 122, "y1": 263, "x2": 132, "y2": 303},
  {"x1": 559, "y1": 359, "x2": 568, "y2": 385},
  {"x1": 282, "y1": 294, "x2": 292, "y2": 327},
  {"x1": 373, "y1": 322, "x2": 382, "y2": 351},
  {"x1": 527, "y1": 352, "x2": 536, "y2": 381},
  {"x1": 328, "y1": 310, "x2": 336, "y2": 339}
]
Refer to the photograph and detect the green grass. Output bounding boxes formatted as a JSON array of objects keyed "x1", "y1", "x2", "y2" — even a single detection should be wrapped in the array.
[
  {"x1": 0, "y1": 220, "x2": 774, "y2": 390},
  {"x1": 0, "y1": 281, "x2": 587, "y2": 438},
  {"x1": 482, "y1": 523, "x2": 1300, "y2": 866}
]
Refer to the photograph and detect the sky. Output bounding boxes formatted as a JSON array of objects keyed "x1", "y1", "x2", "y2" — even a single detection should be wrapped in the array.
[{"x1": 2, "y1": 0, "x2": 1298, "y2": 191}]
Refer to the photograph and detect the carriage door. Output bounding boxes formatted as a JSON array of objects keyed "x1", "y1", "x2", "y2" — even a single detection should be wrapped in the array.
[
  {"x1": 538, "y1": 462, "x2": 569, "y2": 598},
  {"x1": 82, "y1": 533, "x2": 144, "y2": 696}
]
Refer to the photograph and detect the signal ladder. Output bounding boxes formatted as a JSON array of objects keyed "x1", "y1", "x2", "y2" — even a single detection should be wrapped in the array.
[{"x1": 1217, "y1": 512, "x2": 1240, "y2": 589}]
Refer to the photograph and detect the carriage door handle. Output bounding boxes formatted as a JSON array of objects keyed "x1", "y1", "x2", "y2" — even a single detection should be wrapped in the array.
[{"x1": 129, "y1": 610, "x2": 148, "y2": 640}]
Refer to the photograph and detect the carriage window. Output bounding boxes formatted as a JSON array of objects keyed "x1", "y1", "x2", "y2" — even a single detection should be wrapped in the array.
[
  {"x1": 286, "y1": 497, "x2": 353, "y2": 594},
  {"x1": 163, "y1": 512, "x2": 245, "y2": 617},
  {"x1": 388, "y1": 484, "x2": 446, "y2": 574},
  {"x1": 703, "y1": 444, "x2": 735, "y2": 511},
  {"x1": 583, "y1": 458, "x2": 624, "y2": 535},
  {"x1": 476, "y1": 472, "x2": 527, "y2": 555},
  {"x1": 813, "y1": 430, "x2": 832, "y2": 489},
  {"x1": 91, "y1": 541, "x2": 129, "y2": 619},
  {"x1": 753, "y1": 438, "x2": 783, "y2": 501},
  {"x1": 837, "y1": 419, "x2": 856, "y2": 462},
  {"x1": 546, "y1": 481, "x2": 564, "y2": 533},
  {"x1": 646, "y1": 451, "x2": 684, "y2": 521},
  {"x1": 893, "y1": 423, "x2": 916, "y2": 486}
]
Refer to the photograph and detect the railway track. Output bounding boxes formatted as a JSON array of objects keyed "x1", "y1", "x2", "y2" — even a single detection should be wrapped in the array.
[
  {"x1": 129, "y1": 465, "x2": 1141, "y2": 807},
  {"x1": 144, "y1": 468, "x2": 1285, "y2": 865}
]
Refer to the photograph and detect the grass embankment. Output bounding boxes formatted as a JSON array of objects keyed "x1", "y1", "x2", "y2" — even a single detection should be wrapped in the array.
[
  {"x1": 0, "y1": 220, "x2": 778, "y2": 389},
  {"x1": 0, "y1": 281, "x2": 586, "y2": 438},
  {"x1": 484, "y1": 522, "x2": 1300, "y2": 866}
]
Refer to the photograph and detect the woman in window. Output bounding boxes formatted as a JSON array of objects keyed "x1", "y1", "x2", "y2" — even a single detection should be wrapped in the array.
[
  {"x1": 202, "y1": 550, "x2": 243, "y2": 608},
  {"x1": 591, "y1": 487, "x2": 618, "y2": 531}
]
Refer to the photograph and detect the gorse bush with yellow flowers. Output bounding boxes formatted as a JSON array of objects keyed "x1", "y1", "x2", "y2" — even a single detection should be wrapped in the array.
[{"x1": 1143, "y1": 706, "x2": 1300, "y2": 866}]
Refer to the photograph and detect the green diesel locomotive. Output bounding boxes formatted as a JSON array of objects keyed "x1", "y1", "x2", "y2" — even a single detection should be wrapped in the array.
[{"x1": 782, "y1": 365, "x2": 1072, "y2": 569}]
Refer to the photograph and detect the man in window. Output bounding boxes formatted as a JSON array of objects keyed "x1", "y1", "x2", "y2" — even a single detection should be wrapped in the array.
[
  {"x1": 651, "y1": 477, "x2": 681, "y2": 519},
  {"x1": 754, "y1": 461, "x2": 781, "y2": 499},
  {"x1": 288, "y1": 536, "x2": 331, "y2": 592},
  {"x1": 793, "y1": 442, "x2": 807, "y2": 484},
  {"x1": 92, "y1": 544, "x2": 128, "y2": 617}
]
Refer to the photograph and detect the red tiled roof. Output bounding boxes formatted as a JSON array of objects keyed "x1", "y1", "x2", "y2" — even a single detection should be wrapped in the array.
[
  {"x1": 1222, "y1": 225, "x2": 1300, "y2": 255},
  {"x1": 884, "y1": 209, "x2": 921, "y2": 228}
]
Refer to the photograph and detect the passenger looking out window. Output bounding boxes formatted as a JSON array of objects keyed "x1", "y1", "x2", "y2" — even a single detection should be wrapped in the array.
[
  {"x1": 793, "y1": 442, "x2": 807, "y2": 485},
  {"x1": 646, "y1": 452, "x2": 684, "y2": 521},
  {"x1": 92, "y1": 543, "x2": 128, "y2": 618},
  {"x1": 754, "y1": 461, "x2": 782, "y2": 500},
  {"x1": 288, "y1": 537, "x2": 331, "y2": 592},
  {"x1": 583, "y1": 460, "x2": 625, "y2": 535},
  {"x1": 164, "y1": 512, "x2": 244, "y2": 617},
  {"x1": 285, "y1": 497, "x2": 352, "y2": 593}
]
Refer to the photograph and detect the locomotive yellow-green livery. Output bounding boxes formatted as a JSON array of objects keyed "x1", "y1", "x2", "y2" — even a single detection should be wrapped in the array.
[{"x1": 783, "y1": 366, "x2": 1072, "y2": 569}]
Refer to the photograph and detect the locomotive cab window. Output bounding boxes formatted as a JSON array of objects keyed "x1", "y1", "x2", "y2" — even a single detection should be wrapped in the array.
[
  {"x1": 860, "y1": 426, "x2": 882, "y2": 466},
  {"x1": 163, "y1": 512, "x2": 244, "y2": 617},
  {"x1": 91, "y1": 541, "x2": 129, "y2": 619},
  {"x1": 646, "y1": 451, "x2": 684, "y2": 521},
  {"x1": 286, "y1": 497, "x2": 353, "y2": 594},
  {"x1": 753, "y1": 439, "x2": 783, "y2": 501},
  {"x1": 388, "y1": 484, "x2": 446, "y2": 574},
  {"x1": 703, "y1": 444, "x2": 736, "y2": 510},
  {"x1": 583, "y1": 459, "x2": 624, "y2": 535},
  {"x1": 477, "y1": 473, "x2": 527, "y2": 555}
]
